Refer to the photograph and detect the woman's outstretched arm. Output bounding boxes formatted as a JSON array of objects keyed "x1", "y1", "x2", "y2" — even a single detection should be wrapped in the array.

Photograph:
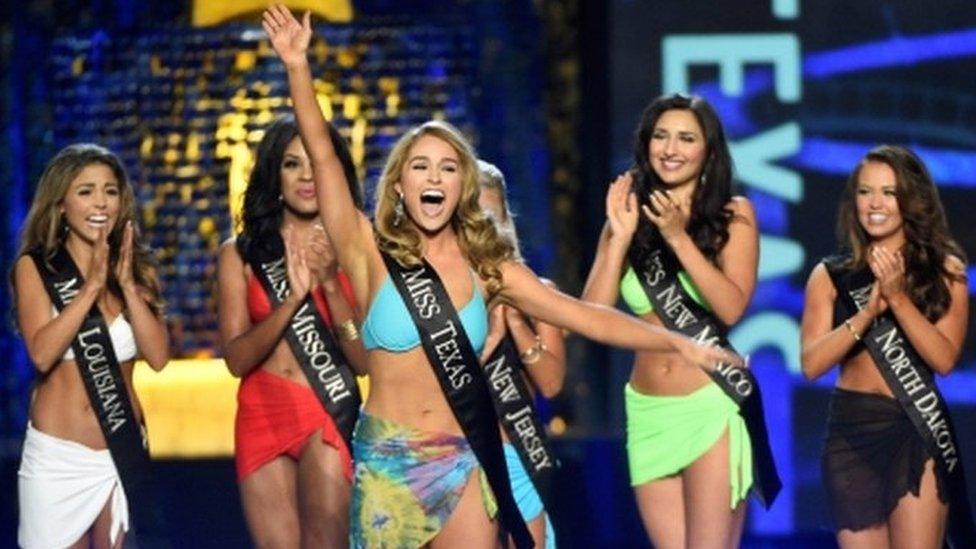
[
  {"x1": 483, "y1": 302, "x2": 566, "y2": 398},
  {"x1": 500, "y1": 261, "x2": 741, "y2": 370}
]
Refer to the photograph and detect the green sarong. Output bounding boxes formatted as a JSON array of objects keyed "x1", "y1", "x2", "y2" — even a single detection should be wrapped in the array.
[{"x1": 625, "y1": 382, "x2": 753, "y2": 508}]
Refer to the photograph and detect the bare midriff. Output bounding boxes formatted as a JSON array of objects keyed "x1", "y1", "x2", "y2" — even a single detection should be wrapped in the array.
[
  {"x1": 836, "y1": 349, "x2": 897, "y2": 397},
  {"x1": 253, "y1": 340, "x2": 313, "y2": 387},
  {"x1": 628, "y1": 311, "x2": 717, "y2": 397},
  {"x1": 30, "y1": 358, "x2": 142, "y2": 450},
  {"x1": 363, "y1": 346, "x2": 465, "y2": 436}
]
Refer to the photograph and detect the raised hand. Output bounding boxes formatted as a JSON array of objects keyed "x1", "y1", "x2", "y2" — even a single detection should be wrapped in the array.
[
  {"x1": 870, "y1": 246, "x2": 906, "y2": 301},
  {"x1": 262, "y1": 4, "x2": 312, "y2": 66},
  {"x1": 86, "y1": 225, "x2": 110, "y2": 293},
  {"x1": 642, "y1": 189, "x2": 690, "y2": 242},
  {"x1": 606, "y1": 172, "x2": 638, "y2": 244},
  {"x1": 284, "y1": 227, "x2": 312, "y2": 302},
  {"x1": 306, "y1": 224, "x2": 339, "y2": 284},
  {"x1": 115, "y1": 221, "x2": 136, "y2": 292}
]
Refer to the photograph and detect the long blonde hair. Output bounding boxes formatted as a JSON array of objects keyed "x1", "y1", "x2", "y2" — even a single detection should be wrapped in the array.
[
  {"x1": 374, "y1": 121, "x2": 515, "y2": 294},
  {"x1": 14, "y1": 143, "x2": 164, "y2": 316}
]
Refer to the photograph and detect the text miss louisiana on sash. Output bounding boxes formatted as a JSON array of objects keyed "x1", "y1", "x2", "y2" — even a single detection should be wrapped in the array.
[{"x1": 13, "y1": 144, "x2": 170, "y2": 548}]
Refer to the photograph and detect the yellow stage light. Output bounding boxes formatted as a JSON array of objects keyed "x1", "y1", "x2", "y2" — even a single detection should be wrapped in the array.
[
  {"x1": 134, "y1": 359, "x2": 238, "y2": 458},
  {"x1": 192, "y1": 0, "x2": 353, "y2": 27}
]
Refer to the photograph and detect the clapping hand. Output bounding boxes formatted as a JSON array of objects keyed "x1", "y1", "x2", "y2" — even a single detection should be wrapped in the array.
[
  {"x1": 86, "y1": 225, "x2": 110, "y2": 293},
  {"x1": 606, "y1": 172, "x2": 638, "y2": 243},
  {"x1": 481, "y1": 303, "x2": 508, "y2": 364},
  {"x1": 306, "y1": 224, "x2": 339, "y2": 285},
  {"x1": 869, "y1": 246, "x2": 906, "y2": 302},
  {"x1": 642, "y1": 189, "x2": 690, "y2": 243},
  {"x1": 284, "y1": 227, "x2": 312, "y2": 303},
  {"x1": 115, "y1": 221, "x2": 136, "y2": 293}
]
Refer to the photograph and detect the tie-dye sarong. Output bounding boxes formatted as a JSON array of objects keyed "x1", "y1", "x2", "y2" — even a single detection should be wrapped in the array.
[{"x1": 350, "y1": 411, "x2": 497, "y2": 548}]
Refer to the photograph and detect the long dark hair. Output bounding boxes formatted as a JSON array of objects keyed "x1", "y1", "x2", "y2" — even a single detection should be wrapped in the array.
[
  {"x1": 631, "y1": 94, "x2": 735, "y2": 261},
  {"x1": 837, "y1": 145, "x2": 966, "y2": 321},
  {"x1": 236, "y1": 115, "x2": 362, "y2": 262}
]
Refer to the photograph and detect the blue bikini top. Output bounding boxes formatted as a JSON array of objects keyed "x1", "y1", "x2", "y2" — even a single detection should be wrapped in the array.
[{"x1": 361, "y1": 272, "x2": 488, "y2": 356}]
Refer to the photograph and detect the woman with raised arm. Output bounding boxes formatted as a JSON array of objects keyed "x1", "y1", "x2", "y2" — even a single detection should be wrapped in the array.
[
  {"x1": 264, "y1": 7, "x2": 738, "y2": 548},
  {"x1": 217, "y1": 116, "x2": 366, "y2": 547},
  {"x1": 801, "y1": 145, "x2": 971, "y2": 548},
  {"x1": 582, "y1": 94, "x2": 777, "y2": 548},
  {"x1": 14, "y1": 143, "x2": 169, "y2": 548},
  {"x1": 478, "y1": 160, "x2": 564, "y2": 549}
]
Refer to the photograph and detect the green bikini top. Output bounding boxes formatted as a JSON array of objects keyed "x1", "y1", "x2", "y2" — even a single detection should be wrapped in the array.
[{"x1": 619, "y1": 265, "x2": 710, "y2": 315}]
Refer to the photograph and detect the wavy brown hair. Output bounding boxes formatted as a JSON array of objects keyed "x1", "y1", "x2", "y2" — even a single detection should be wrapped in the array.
[
  {"x1": 837, "y1": 144, "x2": 966, "y2": 320},
  {"x1": 13, "y1": 143, "x2": 164, "y2": 316},
  {"x1": 374, "y1": 121, "x2": 515, "y2": 294}
]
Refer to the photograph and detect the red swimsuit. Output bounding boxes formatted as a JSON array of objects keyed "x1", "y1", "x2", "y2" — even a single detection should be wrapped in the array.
[{"x1": 234, "y1": 273, "x2": 356, "y2": 482}]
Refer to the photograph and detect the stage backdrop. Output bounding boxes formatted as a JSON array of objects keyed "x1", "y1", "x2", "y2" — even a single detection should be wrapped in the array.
[{"x1": 602, "y1": 0, "x2": 976, "y2": 537}]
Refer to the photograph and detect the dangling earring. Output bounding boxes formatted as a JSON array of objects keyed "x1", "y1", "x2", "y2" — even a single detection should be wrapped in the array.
[
  {"x1": 700, "y1": 172, "x2": 708, "y2": 186},
  {"x1": 392, "y1": 193, "x2": 405, "y2": 227}
]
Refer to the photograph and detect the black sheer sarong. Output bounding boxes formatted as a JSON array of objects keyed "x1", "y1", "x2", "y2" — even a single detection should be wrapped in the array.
[{"x1": 822, "y1": 388, "x2": 948, "y2": 531}]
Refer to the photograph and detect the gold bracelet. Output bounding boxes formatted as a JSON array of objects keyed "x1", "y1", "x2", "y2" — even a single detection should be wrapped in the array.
[
  {"x1": 843, "y1": 319, "x2": 861, "y2": 342},
  {"x1": 336, "y1": 319, "x2": 360, "y2": 342},
  {"x1": 520, "y1": 337, "x2": 548, "y2": 365}
]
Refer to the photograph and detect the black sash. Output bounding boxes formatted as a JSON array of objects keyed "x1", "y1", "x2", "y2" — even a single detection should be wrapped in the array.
[
  {"x1": 381, "y1": 253, "x2": 532, "y2": 548},
  {"x1": 483, "y1": 334, "x2": 559, "y2": 515},
  {"x1": 628, "y1": 245, "x2": 781, "y2": 507},
  {"x1": 30, "y1": 247, "x2": 168, "y2": 546},
  {"x1": 825, "y1": 256, "x2": 975, "y2": 547},
  {"x1": 249, "y1": 235, "x2": 361, "y2": 450}
]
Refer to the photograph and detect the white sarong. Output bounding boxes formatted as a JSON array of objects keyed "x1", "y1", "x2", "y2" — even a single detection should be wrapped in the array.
[{"x1": 18, "y1": 423, "x2": 129, "y2": 548}]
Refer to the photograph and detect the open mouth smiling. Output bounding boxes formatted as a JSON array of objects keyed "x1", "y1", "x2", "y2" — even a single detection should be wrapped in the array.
[{"x1": 419, "y1": 189, "x2": 446, "y2": 216}]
